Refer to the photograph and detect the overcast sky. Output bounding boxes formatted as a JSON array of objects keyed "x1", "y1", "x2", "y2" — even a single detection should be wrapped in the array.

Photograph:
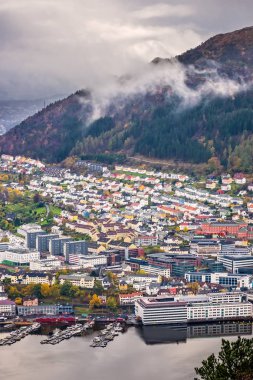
[{"x1": 0, "y1": 0, "x2": 252, "y2": 100}]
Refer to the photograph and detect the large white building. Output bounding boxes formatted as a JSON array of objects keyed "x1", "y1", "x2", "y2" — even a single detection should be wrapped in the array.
[
  {"x1": 79, "y1": 255, "x2": 107, "y2": 268},
  {"x1": 135, "y1": 297, "x2": 188, "y2": 325},
  {"x1": 0, "y1": 249, "x2": 40, "y2": 266},
  {"x1": 135, "y1": 292, "x2": 252, "y2": 325},
  {"x1": 29, "y1": 256, "x2": 62, "y2": 271}
]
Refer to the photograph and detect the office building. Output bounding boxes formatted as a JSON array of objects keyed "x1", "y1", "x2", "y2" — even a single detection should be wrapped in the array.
[
  {"x1": 185, "y1": 272, "x2": 250, "y2": 289},
  {"x1": 217, "y1": 255, "x2": 253, "y2": 273}
]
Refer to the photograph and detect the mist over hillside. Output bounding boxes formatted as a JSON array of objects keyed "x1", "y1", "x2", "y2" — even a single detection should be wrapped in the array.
[{"x1": 0, "y1": 26, "x2": 253, "y2": 172}]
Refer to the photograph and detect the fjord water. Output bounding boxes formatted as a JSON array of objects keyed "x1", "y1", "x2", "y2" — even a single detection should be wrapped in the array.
[{"x1": 0, "y1": 324, "x2": 252, "y2": 380}]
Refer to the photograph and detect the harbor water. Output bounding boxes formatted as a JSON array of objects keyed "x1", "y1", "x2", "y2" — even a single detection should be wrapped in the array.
[{"x1": 0, "y1": 322, "x2": 252, "y2": 380}]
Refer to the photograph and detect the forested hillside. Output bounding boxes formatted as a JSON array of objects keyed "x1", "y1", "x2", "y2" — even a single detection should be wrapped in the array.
[{"x1": 0, "y1": 26, "x2": 253, "y2": 171}]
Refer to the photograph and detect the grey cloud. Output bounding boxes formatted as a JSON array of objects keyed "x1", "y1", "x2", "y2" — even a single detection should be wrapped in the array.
[{"x1": 0, "y1": 0, "x2": 252, "y2": 100}]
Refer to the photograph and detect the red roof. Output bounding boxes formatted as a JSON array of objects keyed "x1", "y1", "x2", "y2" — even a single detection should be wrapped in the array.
[{"x1": 119, "y1": 292, "x2": 143, "y2": 298}]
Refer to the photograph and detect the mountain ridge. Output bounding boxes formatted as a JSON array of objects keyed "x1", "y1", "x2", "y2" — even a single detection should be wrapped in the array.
[{"x1": 0, "y1": 26, "x2": 253, "y2": 171}]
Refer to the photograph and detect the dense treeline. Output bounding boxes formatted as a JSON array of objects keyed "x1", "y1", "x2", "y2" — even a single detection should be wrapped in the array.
[
  {"x1": 0, "y1": 91, "x2": 92, "y2": 163},
  {"x1": 72, "y1": 88, "x2": 253, "y2": 169}
]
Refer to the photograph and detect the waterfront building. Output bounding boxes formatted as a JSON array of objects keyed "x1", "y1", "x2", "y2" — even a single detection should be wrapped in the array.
[
  {"x1": 135, "y1": 292, "x2": 250, "y2": 325},
  {"x1": 187, "y1": 302, "x2": 252, "y2": 321},
  {"x1": 207, "y1": 292, "x2": 246, "y2": 303},
  {"x1": 0, "y1": 300, "x2": 16, "y2": 316},
  {"x1": 17, "y1": 304, "x2": 73, "y2": 316},
  {"x1": 135, "y1": 297, "x2": 188, "y2": 325}
]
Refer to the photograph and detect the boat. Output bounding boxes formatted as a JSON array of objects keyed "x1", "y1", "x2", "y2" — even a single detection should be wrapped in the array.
[
  {"x1": 93, "y1": 337, "x2": 101, "y2": 343},
  {"x1": 114, "y1": 326, "x2": 123, "y2": 332},
  {"x1": 35, "y1": 316, "x2": 76, "y2": 324}
]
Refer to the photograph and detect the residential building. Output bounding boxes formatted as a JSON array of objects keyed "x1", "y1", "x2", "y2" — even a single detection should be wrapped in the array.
[
  {"x1": 17, "y1": 224, "x2": 46, "y2": 249},
  {"x1": 36, "y1": 234, "x2": 59, "y2": 253},
  {"x1": 135, "y1": 235, "x2": 158, "y2": 247},
  {"x1": 119, "y1": 292, "x2": 143, "y2": 305},
  {"x1": 49, "y1": 237, "x2": 73, "y2": 256},
  {"x1": 23, "y1": 297, "x2": 39, "y2": 306},
  {"x1": 63, "y1": 240, "x2": 88, "y2": 262},
  {"x1": 22, "y1": 273, "x2": 52, "y2": 285},
  {"x1": 59, "y1": 274, "x2": 94, "y2": 289}
]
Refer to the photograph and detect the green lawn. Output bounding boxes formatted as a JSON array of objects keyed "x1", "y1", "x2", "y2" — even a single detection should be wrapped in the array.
[
  {"x1": 113, "y1": 170, "x2": 147, "y2": 178},
  {"x1": 49, "y1": 205, "x2": 62, "y2": 215},
  {"x1": 74, "y1": 306, "x2": 91, "y2": 315},
  {"x1": 35, "y1": 207, "x2": 47, "y2": 215}
]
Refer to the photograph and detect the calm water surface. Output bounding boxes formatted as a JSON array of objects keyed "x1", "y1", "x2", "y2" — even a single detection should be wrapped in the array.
[{"x1": 0, "y1": 324, "x2": 252, "y2": 380}]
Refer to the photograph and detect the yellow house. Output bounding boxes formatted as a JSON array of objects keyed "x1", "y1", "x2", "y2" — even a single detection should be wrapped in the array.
[{"x1": 119, "y1": 281, "x2": 128, "y2": 291}]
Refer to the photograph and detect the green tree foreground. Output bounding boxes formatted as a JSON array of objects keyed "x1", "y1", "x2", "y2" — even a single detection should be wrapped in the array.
[{"x1": 195, "y1": 337, "x2": 253, "y2": 380}]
